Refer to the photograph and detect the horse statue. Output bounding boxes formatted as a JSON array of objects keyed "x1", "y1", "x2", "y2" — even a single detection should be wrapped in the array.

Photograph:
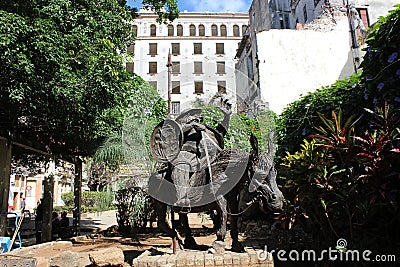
[{"x1": 148, "y1": 113, "x2": 284, "y2": 252}]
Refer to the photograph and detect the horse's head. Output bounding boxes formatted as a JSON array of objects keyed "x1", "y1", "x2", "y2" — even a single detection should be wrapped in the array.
[
  {"x1": 248, "y1": 132, "x2": 284, "y2": 211},
  {"x1": 249, "y1": 155, "x2": 284, "y2": 211},
  {"x1": 245, "y1": 131, "x2": 284, "y2": 210}
]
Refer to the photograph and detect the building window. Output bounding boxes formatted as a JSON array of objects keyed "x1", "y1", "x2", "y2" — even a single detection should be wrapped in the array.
[
  {"x1": 171, "y1": 101, "x2": 180, "y2": 114},
  {"x1": 177, "y1": 24, "x2": 183, "y2": 36},
  {"x1": 168, "y1": 24, "x2": 174, "y2": 36},
  {"x1": 194, "y1": 81, "x2": 203, "y2": 94},
  {"x1": 171, "y1": 43, "x2": 180, "y2": 55},
  {"x1": 150, "y1": 24, "x2": 156, "y2": 36},
  {"x1": 190, "y1": 24, "x2": 196, "y2": 36},
  {"x1": 172, "y1": 61, "x2": 180, "y2": 74},
  {"x1": 279, "y1": 13, "x2": 290, "y2": 29},
  {"x1": 284, "y1": 13, "x2": 290, "y2": 29},
  {"x1": 126, "y1": 63, "x2": 134, "y2": 73},
  {"x1": 149, "y1": 62, "x2": 157, "y2": 74},
  {"x1": 193, "y1": 43, "x2": 202, "y2": 54},
  {"x1": 303, "y1": 5, "x2": 308, "y2": 23},
  {"x1": 242, "y1": 25, "x2": 248, "y2": 35},
  {"x1": 211, "y1": 24, "x2": 218, "y2": 36},
  {"x1": 127, "y1": 44, "x2": 134, "y2": 55},
  {"x1": 216, "y1": 43, "x2": 224, "y2": 54},
  {"x1": 217, "y1": 81, "x2": 226, "y2": 94},
  {"x1": 148, "y1": 81, "x2": 157, "y2": 90},
  {"x1": 133, "y1": 25, "x2": 138, "y2": 37},
  {"x1": 233, "y1": 25, "x2": 240, "y2": 37},
  {"x1": 357, "y1": 8, "x2": 370, "y2": 28},
  {"x1": 220, "y1": 25, "x2": 227, "y2": 36},
  {"x1": 172, "y1": 81, "x2": 180, "y2": 94},
  {"x1": 216, "y1": 61, "x2": 225, "y2": 74},
  {"x1": 149, "y1": 43, "x2": 157, "y2": 55},
  {"x1": 194, "y1": 62, "x2": 202, "y2": 74},
  {"x1": 199, "y1": 24, "x2": 205, "y2": 36}
]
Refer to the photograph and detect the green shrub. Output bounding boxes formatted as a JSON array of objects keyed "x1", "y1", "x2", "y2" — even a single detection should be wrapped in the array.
[
  {"x1": 61, "y1": 192, "x2": 75, "y2": 207},
  {"x1": 61, "y1": 191, "x2": 115, "y2": 212},
  {"x1": 53, "y1": 205, "x2": 74, "y2": 213},
  {"x1": 280, "y1": 106, "x2": 400, "y2": 251},
  {"x1": 276, "y1": 73, "x2": 363, "y2": 160},
  {"x1": 115, "y1": 187, "x2": 153, "y2": 237}
]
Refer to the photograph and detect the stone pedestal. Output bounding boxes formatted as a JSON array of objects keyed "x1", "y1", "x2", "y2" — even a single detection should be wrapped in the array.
[{"x1": 132, "y1": 247, "x2": 274, "y2": 267}]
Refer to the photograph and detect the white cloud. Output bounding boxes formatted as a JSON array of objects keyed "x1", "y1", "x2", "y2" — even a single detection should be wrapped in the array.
[{"x1": 184, "y1": 0, "x2": 249, "y2": 12}]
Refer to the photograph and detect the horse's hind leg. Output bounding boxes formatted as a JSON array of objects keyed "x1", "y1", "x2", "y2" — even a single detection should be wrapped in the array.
[
  {"x1": 216, "y1": 196, "x2": 228, "y2": 241},
  {"x1": 179, "y1": 213, "x2": 198, "y2": 249}
]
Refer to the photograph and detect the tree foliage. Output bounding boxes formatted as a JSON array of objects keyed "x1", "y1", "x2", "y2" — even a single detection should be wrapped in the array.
[
  {"x1": 140, "y1": 0, "x2": 179, "y2": 23},
  {"x1": 89, "y1": 79, "x2": 167, "y2": 189},
  {"x1": 193, "y1": 97, "x2": 277, "y2": 152},
  {"x1": 0, "y1": 0, "x2": 178, "y2": 157}
]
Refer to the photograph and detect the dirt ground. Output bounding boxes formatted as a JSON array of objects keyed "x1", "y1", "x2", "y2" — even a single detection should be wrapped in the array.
[
  {"x1": 8, "y1": 212, "x2": 314, "y2": 267},
  {"x1": 9, "y1": 213, "x2": 232, "y2": 265}
]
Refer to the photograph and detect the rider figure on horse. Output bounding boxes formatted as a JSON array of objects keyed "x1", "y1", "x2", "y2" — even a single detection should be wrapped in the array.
[{"x1": 171, "y1": 98, "x2": 232, "y2": 209}]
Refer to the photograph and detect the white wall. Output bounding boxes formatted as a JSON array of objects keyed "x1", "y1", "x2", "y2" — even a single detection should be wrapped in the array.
[{"x1": 257, "y1": 17, "x2": 355, "y2": 114}]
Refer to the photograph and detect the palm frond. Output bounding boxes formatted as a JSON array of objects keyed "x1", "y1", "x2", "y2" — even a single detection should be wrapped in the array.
[{"x1": 93, "y1": 133, "x2": 124, "y2": 169}]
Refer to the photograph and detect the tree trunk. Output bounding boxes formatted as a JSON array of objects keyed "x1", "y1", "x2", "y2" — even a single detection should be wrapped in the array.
[
  {"x1": 73, "y1": 157, "x2": 82, "y2": 236},
  {"x1": 42, "y1": 157, "x2": 55, "y2": 242},
  {"x1": 0, "y1": 139, "x2": 12, "y2": 236}
]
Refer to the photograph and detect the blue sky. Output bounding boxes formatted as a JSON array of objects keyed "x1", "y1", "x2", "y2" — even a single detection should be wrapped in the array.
[{"x1": 127, "y1": 0, "x2": 251, "y2": 13}]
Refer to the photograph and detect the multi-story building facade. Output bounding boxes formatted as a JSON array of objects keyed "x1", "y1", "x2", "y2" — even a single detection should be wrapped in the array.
[
  {"x1": 128, "y1": 9, "x2": 249, "y2": 114},
  {"x1": 236, "y1": 0, "x2": 398, "y2": 114}
]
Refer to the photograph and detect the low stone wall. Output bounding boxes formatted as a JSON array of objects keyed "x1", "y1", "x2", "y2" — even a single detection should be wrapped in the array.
[{"x1": 132, "y1": 247, "x2": 273, "y2": 267}]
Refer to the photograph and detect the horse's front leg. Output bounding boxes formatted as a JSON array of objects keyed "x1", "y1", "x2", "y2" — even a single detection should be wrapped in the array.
[
  {"x1": 227, "y1": 194, "x2": 244, "y2": 252},
  {"x1": 154, "y1": 201, "x2": 183, "y2": 253},
  {"x1": 179, "y1": 213, "x2": 198, "y2": 249},
  {"x1": 216, "y1": 196, "x2": 227, "y2": 241}
]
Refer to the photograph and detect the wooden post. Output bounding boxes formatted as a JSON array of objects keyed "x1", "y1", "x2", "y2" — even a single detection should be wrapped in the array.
[
  {"x1": 41, "y1": 158, "x2": 55, "y2": 242},
  {"x1": 0, "y1": 139, "x2": 12, "y2": 236},
  {"x1": 171, "y1": 209, "x2": 177, "y2": 254},
  {"x1": 73, "y1": 157, "x2": 82, "y2": 236}
]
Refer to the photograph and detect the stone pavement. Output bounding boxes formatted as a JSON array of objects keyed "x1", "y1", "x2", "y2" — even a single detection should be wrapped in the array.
[
  {"x1": 132, "y1": 246, "x2": 274, "y2": 267},
  {"x1": 80, "y1": 210, "x2": 117, "y2": 233}
]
